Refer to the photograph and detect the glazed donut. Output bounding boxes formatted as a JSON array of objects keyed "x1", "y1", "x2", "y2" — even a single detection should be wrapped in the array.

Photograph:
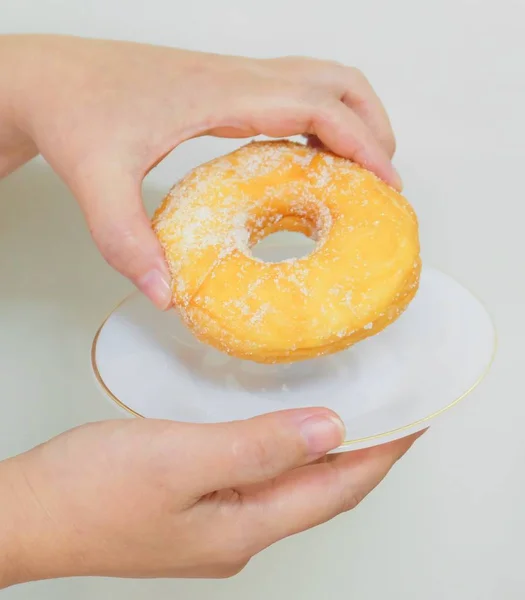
[{"x1": 152, "y1": 140, "x2": 421, "y2": 364}]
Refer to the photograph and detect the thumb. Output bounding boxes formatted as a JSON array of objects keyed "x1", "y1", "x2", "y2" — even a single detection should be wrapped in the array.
[
  {"x1": 176, "y1": 408, "x2": 346, "y2": 496},
  {"x1": 73, "y1": 163, "x2": 172, "y2": 310}
]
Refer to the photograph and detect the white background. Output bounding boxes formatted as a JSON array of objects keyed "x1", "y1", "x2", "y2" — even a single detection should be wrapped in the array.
[{"x1": 1, "y1": 0, "x2": 524, "y2": 598}]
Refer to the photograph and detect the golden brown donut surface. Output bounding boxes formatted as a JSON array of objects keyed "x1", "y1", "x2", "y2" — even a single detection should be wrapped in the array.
[{"x1": 152, "y1": 140, "x2": 421, "y2": 364}]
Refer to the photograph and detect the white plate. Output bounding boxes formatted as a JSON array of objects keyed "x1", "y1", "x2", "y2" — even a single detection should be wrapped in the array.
[{"x1": 91, "y1": 238, "x2": 496, "y2": 452}]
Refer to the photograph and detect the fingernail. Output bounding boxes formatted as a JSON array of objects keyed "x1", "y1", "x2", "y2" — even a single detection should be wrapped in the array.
[
  {"x1": 299, "y1": 413, "x2": 346, "y2": 455},
  {"x1": 137, "y1": 269, "x2": 172, "y2": 310}
]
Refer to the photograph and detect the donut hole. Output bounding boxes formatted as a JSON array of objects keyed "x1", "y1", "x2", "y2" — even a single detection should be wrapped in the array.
[
  {"x1": 252, "y1": 231, "x2": 316, "y2": 262},
  {"x1": 246, "y1": 200, "x2": 331, "y2": 263}
]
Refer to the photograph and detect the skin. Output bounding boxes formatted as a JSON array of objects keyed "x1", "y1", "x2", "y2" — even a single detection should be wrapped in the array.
[{"x1": 0, "y1": 34, "x2": 421, "y2": 588}]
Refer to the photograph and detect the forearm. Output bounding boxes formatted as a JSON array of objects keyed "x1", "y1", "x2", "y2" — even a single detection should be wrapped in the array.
[{"x1": 0, "y1": 35, "x2": 39, "y2": 178}]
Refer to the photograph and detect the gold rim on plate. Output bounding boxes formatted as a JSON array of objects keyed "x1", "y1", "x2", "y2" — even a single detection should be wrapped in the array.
[{"x1": 90, "y1": 270, "x2": 498, "y2": 447}]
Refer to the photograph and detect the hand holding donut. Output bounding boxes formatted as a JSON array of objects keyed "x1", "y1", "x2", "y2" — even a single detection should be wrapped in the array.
[{"x1": 0, "y1": 33, "x2": 400, "y2": 309}]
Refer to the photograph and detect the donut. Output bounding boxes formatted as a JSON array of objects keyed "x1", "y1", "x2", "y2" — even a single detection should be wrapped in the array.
[{"x1": 152, "y1": 140, "x2": 421, "y2": 364}]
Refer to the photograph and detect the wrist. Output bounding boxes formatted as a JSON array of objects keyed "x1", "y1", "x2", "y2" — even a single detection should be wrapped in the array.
[
  {"x1": 0, "y1": 457, "x2": 31, "y2": 588},
  {"x1": 0, "y1": 452, "x2": 77, "y2": 588}
]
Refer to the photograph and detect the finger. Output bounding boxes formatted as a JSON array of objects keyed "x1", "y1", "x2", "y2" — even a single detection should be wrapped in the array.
[
  {"x1": 73, "y1": 162, "x2": 172, "y2": 310},
  {"x1": 340, "y1": 69, "x2": 396, "y2": 158},
  {"x1": 309, "y1": 101, "x2": 402, "y2": 190},
  {"x1": 223, "y1": 94, "x2": 401, "y2": 189},
  {"x1": 243, "y1": 431, "x2": 424, "y2": 549},
  {"x1": 168, "y1": 408, "x2": 345, "y2": 496}
]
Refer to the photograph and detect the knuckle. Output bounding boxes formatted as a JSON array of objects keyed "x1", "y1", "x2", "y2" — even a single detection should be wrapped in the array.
[
  {"x1": 274, "y1": 54, "x2": 315, "y2": 67},
  {"x1": 327, "y1": 59, "x2": 346, "y2": 69},
  {"x1": 217, "y1": 559, "x2": 251, "y2": 579},
  {"x1": 270, "y1": 56, "x2": 347, "y2": 85},
  {"x1": 242, "y1": 436, "x2": 280, "y2": 479},
  {"x1": 346, "y1": 66, "x2": 370, "y2": 87},
  {"x1": 222, "y1": 526, "x2": 258, "y2": 565},
  {"x1": 385, "y1": 133, "x2": 397, "y2": 157},
  {"x1": 197, "y1": 520, "x2": 255, "y2": 572},
  {"x1": 90, "y1": 219, "x2": 142, "y2": 272},
  {"x1": 90, "y1": 217, "x2": 130, "y2": 250},
  {"x1": 230, "y1": 543, "x2": 253, "y2": 567},
  {"x1": 310, "y1": 100, "x2": 338, "y2": 127},
  {"x1": 229, "y1": 423, "x2": 305, "y2": 482},
  {"x1": 326, "y1": 464, "x2": 367, "y2": 514},
  {"x1": 374, "y1": 126, "x2": 397, "y2": 158},
  {"x1": 338, "y1": 488, "x2": 366, "y2": 513}
]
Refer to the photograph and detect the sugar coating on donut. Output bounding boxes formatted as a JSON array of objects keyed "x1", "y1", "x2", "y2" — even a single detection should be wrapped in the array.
[{"x1": 152, "y1": 140, "x2": 421, "y2": 363}]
